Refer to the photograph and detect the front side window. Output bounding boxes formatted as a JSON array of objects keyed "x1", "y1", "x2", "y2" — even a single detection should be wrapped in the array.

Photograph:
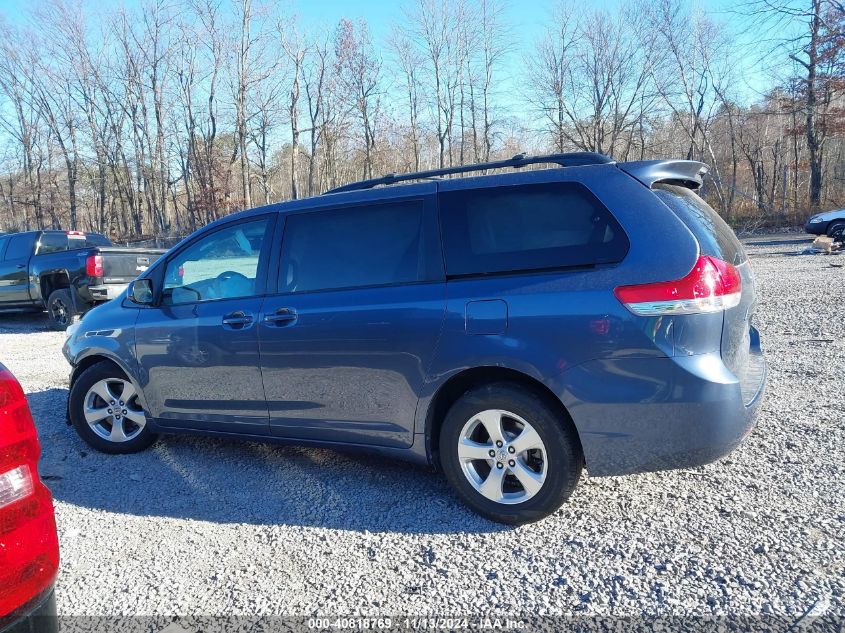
[
  {"x1": 278, "y1": 200, "x2": 442, "y2": 294},
  {"x1": 162, "y1": 218, "x2": 270, "y2": 305},
  {"x1": 4, "y1": 234, "x2": 36, "y2": 261},
  {"x1": 439, "y1": 182, "x2": 629, "y2": 276},
  {"x1": 36, "y1": 233, "x2": 67, "y2": 255}
]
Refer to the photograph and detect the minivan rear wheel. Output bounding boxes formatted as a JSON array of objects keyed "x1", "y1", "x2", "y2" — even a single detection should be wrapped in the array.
[
  {"x1": 439, "y1": 382, "x2": 582, "y2": 525},
  {"x1": 69, "y1": 361, "x2": 157, "y2": 454}
]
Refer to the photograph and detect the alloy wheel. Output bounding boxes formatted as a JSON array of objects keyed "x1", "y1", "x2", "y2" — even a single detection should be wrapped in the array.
[
  {"x1": 83, "y1": 378, "x2": 146, "y2": 443},
  {"x1": 50, "y1": 297, "x2": 69, "y2": 326},
  {"x1": 457, "y1": 409, "x2": 548, "y2": 505}
]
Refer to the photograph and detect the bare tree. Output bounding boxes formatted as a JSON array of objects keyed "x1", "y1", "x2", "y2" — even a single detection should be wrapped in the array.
[
  {"x1": 281, "y1": 23, "x2": 305, "y2": 200},
  {"x1": 303, "y1": 32, "x2": 331, "y2": 195},
  {"x1": 0, "y1": 0, "x2": 843, "y2": 237},
  {"x1": 389, "y1": 26, "x2": 423, "y2": 171},
  {"x1": 334, "y1": 18, "x2": 382, "y2": 179}
]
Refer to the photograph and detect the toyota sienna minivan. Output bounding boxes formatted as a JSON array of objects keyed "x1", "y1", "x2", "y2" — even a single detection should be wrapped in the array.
[{"x1": 63, "y1": 153, "x2": 767, "y2": 524}]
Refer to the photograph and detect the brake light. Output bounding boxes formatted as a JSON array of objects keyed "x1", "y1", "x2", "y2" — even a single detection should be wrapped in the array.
[
  {"x1": 0, "y1": 367, "x2": 59, "y2": 617},
  {"x1": 614, "y1": 256, "x2": 742, "y2": 316},
  {"x1": 86, "y1": 254, "x2": 104, "y2": 277}
]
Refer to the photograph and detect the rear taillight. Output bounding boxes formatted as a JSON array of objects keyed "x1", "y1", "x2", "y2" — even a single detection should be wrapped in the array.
[
  {"x1": 614, "y1": 255, "x2": 742, "y2": 316},
  {"x1": 86, "y1": 254, "x2": 104, "y2": 277},
  {"x1": 0, "y1": 466, "x2": 34, "y2": 509},
  {"x1": 0, "y1": 367, "x2": 59, "y2": 617}
]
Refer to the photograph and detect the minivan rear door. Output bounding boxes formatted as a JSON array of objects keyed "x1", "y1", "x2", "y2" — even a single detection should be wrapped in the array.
[{"x1": 258, "y1": 186, "x2": 445, "y2": 449}]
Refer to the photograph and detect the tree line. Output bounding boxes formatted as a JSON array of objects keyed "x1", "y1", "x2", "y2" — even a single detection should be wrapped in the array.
[{"x1": 0, "y1": 0, "x2": 843, "y2": 240}]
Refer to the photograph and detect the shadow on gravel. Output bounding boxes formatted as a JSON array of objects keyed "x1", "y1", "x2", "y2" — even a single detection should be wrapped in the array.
[
  {"x1": 27, "y1": 389, "x2": 507, "y2": 535},
  {"x1": 0, "y1": 311, "x2": 53, "y2": 334}
]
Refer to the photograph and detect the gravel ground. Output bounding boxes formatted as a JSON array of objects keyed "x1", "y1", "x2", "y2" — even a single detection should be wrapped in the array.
[{"x1": 1, "y1": 234, "x2": 843, "y2": 625}]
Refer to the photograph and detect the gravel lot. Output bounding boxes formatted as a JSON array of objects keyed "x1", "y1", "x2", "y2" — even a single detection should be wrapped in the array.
[{"x1": 1, "y1": 234, "x2": 843, "y2": 625}]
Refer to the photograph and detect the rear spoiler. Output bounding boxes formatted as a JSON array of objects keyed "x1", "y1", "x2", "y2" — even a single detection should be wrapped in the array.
[{"x1": 618, "y1": 160, "x2": 708, "y2": 190}]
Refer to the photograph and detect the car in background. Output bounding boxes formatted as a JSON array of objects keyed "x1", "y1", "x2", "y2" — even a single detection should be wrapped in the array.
[
  {"x1": 0, "y1": 363, "x2": 59, "y2": 632},
  {"x1": 0, "y1": 230, "x2": 165, "y2": 329},
  {"x1": 63, "y1": 153, "x2": 766, "y2": 524},
  {"x1": 805, "y1": 209, "x2": 845, "y2": 240}
]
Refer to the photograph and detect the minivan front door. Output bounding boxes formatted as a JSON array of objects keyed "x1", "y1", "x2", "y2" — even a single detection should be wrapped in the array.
[
  {"x1": 259, "y1": 191, "x2": 445, "y2": 448},
  {"x1": 134, "y1": 215, "x2": 275, "y2": 435}
]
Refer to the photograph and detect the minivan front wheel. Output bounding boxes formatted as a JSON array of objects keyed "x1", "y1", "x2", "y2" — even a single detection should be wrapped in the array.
[
  {"x1": 69, "y1": 362, "x2": 157, "y2": 454},
  {"x1": 439, "y1": 383, "x2": 582, "y2": 525}
]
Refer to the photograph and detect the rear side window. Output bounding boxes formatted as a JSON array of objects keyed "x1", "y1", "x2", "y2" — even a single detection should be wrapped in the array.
[
  {"x1": 36, "y1": 233, "x2": 67, "y2": 255},
  {"x1": 438, "y1": 182, "x2": 629, "y2": 276},
  {"x1": 654, "y1": 184, "x2": 746, "y2": 265},
  {"x1": 4, "y1": 234, "x2": 36, "y2": 261},
  {"x1": 278, "y1": 200, "x2": 442, "y2": 294}
]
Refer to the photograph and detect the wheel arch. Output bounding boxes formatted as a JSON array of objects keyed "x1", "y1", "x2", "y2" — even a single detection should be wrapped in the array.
[
  {"x1": 68, "y1": 353, "x2": 148, "y2": 424},
  {"x1": 827, "y1": 220, "x2": 845, "y2": 237},
  {"x1": 39, "y1": 271, "x2": 71, "y2": 305},
  {"x1": 423, "y1": 366, "x2": 584, "y2": 469}
]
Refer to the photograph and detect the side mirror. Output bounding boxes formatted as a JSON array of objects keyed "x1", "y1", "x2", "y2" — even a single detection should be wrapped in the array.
[{"x1": 128, "y1": 279, "x2": 154, "y2": 305}]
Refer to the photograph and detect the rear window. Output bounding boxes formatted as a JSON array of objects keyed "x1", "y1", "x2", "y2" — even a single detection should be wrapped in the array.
[
  {"x1": 438, "y1": 182, "x2": 629, "y2": 276},
  {"x1": 654, "y1": 184, "x2": 746, "y2": 265},
  {"x1": 82, "y1": 233, "x2": 112, "y2": 248}
]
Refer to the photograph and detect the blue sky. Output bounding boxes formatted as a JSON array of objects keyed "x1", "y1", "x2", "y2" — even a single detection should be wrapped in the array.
[
  {"x1": 283, "y1": 0, "x2": 783, "y2": 105},
  {"x1": 0, "y1": 0, "x2": 790, "y2": 107}
]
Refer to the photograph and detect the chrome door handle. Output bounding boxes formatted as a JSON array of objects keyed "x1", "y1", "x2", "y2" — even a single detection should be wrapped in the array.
[
  {"x1": 222, "y1": 311, "x2": 254, "y2": 327},
  {"x1": 264, "y1": 308, "x2": 297, "y2": 325}
]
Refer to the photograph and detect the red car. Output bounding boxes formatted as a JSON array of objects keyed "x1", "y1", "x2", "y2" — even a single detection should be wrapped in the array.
[{"x1": 0, "y1": 364, "x2": 59, "y2": 633}]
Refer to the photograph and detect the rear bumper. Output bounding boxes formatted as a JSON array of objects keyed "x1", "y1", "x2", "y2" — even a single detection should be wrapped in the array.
[
  {"x1": 89, "y1": 283, "x2": 127, "y2": 302},
  {"x1": 564, "y1": 347, "x2": 767, "y2": 477},
  {"x1": 0, "y1": 588, "x2": 57, "y2": 633}
]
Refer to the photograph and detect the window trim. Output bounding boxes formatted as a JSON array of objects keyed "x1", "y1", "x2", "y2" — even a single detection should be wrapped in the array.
[
  {"x1": 437, "y1": 181, "x2": 629, "y2": 279},
  {"x1": 155, "y1": 213, "x2": 277, "y2": 308},
  {"x1": 268, "y1": 195, "x2": 444, "y2": 297}
]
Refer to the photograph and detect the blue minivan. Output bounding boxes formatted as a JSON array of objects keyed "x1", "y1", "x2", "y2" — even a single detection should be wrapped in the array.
[{"x1": 63, "y1": 153, "x2": 766, "y2": 524}]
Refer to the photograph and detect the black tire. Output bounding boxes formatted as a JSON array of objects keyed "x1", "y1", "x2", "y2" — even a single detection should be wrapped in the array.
[
  {"x1": 439, "y1": 382, "x2": 582, "y2": 525},
  {"x1": 69, "y1": 361, "x2": 157, "y2": 454},
  {"x1": 827, "y1": 221, "x2": 845, "y2": 241},
  {"x1": 46, "y1": 288, "x2": 78, "y2": 331}
]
